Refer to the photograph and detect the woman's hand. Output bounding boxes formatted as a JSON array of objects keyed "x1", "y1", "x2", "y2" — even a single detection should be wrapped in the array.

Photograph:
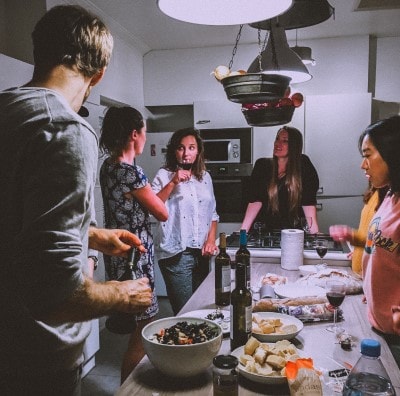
[
  {"x1": 172, "y1": 169, "x2": 191, "y2": 184},
  {"x1": 329, "y1": 225, "x2": 353, "y2": 243},
  {"x1": 392, "y1": 306, "x2": 400, "y2": 335},
  {"x1": 202, "y1": 240, "x2": 217, "y2": 257}
]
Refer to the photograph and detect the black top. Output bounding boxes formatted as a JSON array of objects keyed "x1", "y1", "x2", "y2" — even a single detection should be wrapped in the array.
[{"x1": 248, "y1": 154, "x2": 319, "y2": 231}]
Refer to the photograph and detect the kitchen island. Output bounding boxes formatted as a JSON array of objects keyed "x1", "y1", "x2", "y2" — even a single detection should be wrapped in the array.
[{"x1": 116, "y1": 263, "x2": 400, "y2": 395}]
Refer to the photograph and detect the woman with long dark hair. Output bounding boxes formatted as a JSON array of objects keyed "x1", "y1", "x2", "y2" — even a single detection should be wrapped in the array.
[
  {"x1": 152, "y1": 127, "x2": 219, "y2": 315},
  {"x1": 241, "y1": 126, "x2": 319, "y2": 233}
]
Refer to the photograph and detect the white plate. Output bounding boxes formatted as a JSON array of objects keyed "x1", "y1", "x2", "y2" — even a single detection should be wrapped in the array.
[
  {"x1": 274, "y1": 283, "x2": 326, "y2": 299},
  {"x1": 179, "y1": 309, "x2": 230, "y2": 335},
  {"x1": 231, "y1": 343, "x2": 303, "y2": 385},
  {"x1": 251, "y1": 312, "x2": 303, "y2": 342}
]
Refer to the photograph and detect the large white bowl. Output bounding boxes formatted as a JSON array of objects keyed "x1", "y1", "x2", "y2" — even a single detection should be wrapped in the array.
[{"x1": 142, "y1": 316, "x2": 223, "y2": 378}]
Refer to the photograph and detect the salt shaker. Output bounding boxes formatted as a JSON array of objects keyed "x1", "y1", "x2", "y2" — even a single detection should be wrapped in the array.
[{"x1": 213, "y1": 355, "x2": 238, "y2": 396}]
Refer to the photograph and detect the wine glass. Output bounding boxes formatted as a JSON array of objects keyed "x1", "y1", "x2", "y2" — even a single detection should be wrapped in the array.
[
  {"x1": 300, "y1": 216, "x2": 312, "y2": 234},
  {"x1": 326, "y1": 280, "x2": 346, "y2": 334},
  {"x1": 315, "y1": 239, "x2": 328, "y2": 265},
  {"x1": 298, "y1": 217, "x2": 312, "y2": 247},
  {"x1": 178, "y1": 159, "x2": 192, "y2": 171},
  {"x1": 253, "y1": 221, "x2": 265, "y2": 247}
]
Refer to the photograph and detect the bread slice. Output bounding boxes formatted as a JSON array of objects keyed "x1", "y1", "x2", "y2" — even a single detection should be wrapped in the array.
[
  {"x1": 244, "y1": 336, "x2": 260, "y2": 355},
  {"x1": 254, "y1": 346, "x2": 267, "y2": 364},
  {"x1": 266, "y1": 354, "x2": 286, "y2": 369}
]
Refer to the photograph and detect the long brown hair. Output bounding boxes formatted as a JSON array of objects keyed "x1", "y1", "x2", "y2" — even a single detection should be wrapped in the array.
[
  {"x1": 164, "y1": 128, "x2": 206, "y2": 181},
  {"x1": 267, "y1": 126, "x2": 303, "y2": 217}
]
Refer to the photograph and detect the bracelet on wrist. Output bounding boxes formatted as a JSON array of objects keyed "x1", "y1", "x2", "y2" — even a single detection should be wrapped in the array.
[{"x1": 88, "y1": 256, "x2": 99, "y2": 270}]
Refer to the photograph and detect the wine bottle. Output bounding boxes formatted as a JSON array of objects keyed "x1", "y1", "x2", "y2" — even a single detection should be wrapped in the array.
[
  {"x1": 235, "y1": 229, "x2": 251, "y2": 289},
  {"x1": 230, "y1": 262, "x2": 252, "y2": 351},
  {"x1": 215, "y1": 233, "x2": 231, "y2": 306},
  {"x1": 105, "y1": 248, "x2": 140, "y2": 334}
]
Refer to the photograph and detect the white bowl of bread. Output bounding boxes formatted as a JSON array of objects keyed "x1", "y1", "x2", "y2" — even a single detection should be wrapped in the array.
[
  {"x1": 251, "y1": 312, "x2": 303, "y2": 342},
  {"x1": 231, "y1": 336, "x2": 302, "y2": 384}
]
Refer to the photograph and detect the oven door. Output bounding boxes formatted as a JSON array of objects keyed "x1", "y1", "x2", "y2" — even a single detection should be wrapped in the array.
[{"x1": 212, "y1": 177, "x2": 250, "y2": 222}]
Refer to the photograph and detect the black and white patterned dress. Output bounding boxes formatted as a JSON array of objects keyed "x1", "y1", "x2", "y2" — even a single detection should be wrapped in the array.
[{"x1": 100, "y1": 158, "x2": 158, "y2": 320}]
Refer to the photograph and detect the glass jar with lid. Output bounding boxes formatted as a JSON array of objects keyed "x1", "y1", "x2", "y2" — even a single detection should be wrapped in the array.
[{"x1": 213, "y1": 354, "x2": 238, "y2": 396}]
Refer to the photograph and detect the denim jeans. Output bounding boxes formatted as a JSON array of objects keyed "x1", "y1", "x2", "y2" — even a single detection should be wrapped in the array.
[{"x1": 158, "y1": 248, "x2": 210, "y2": 315}]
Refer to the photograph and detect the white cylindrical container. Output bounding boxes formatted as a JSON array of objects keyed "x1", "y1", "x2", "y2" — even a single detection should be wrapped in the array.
[{"x1": 280, "y1": 229, "x2": 304, "y2": 271}]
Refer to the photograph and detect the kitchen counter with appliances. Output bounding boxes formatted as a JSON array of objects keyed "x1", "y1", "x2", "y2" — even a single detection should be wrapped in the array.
[
  {"x1": 226, "y1": 231, "x2": 351, "y2": 266},
  {"x1": 116, "y1": 263, "x2": 400, "y2": 396}
]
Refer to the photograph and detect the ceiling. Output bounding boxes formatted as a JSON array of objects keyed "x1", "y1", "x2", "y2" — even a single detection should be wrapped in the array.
[{"x1": 85, "y1": 0, "x2": 400, "y2": 54}]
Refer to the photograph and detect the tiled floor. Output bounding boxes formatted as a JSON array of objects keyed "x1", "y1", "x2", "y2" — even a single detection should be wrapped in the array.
[{"x1": 81, "y1": 297, "x2": 174, "y2": 396}]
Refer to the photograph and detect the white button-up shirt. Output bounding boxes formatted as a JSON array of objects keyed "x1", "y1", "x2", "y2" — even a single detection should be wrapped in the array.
[{"x1": 151, "y1": 168, "x2": 219, "y2": 260}]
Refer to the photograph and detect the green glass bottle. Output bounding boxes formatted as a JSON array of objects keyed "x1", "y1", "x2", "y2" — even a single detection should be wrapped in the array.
[
  {"x1": 230, "y1": 262, "x2": 252, "y2": 351},
  {"x1": 235, "y1": 229, "x2": 251, "y2": 289},
  {"x1": 215, "y1": 233, "x2": 231, "y2": 306}
]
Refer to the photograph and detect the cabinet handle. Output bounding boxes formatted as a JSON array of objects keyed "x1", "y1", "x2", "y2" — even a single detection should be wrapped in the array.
[
  {"x1": 196, "y1": 120, "x2": 211, "y2": 125},
  {"x1": 317, "y1": 186, "x2": 324, "y2": 195},
  {"x1": 316, "y1": 203, "x2": 323, "y2": 211}
]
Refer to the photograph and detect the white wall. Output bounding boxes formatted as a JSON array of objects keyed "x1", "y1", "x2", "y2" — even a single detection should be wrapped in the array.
[
  {"x1": 144, "y1": 36, "x2": 370, "y2": 106},
  {"x1": 0, "y1": 54, "x2": 33, "y2": 89}
]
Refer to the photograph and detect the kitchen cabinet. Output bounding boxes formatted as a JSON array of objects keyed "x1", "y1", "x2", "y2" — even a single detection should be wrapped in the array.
[
  {"x1": 193, "y1": 99, "x2": 248, "y2": 129},
  {"x1": 304, "y1": 93, "x2": 372, "y2": 196},
  {"x1": 316, "y1": 195, "x2": 364, "y2": 234}
]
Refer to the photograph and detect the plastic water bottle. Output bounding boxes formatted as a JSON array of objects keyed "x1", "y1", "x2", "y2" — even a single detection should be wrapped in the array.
[{"x1": 342, "y1": 339, "x2": 396, "y2": 396}]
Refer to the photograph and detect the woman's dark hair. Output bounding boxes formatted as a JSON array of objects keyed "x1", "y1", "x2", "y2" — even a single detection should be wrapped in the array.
[
  {"x1": 164, "y1": 127, "x2": 205, "y2": 180},
  {"x1": 268, "y1": 126, "x2": 303, "y2": 215},
  {"x1": 99, "y1": 106, "x2": 144, "y2": 156},
  {"x1": 358, "y1": 115, "x2": 400, "y2": 195}
]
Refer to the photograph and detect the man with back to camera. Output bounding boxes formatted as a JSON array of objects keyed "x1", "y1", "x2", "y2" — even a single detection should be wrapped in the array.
[{"x1": 0, "y1": 5, "x2": 152, "y2": 395}]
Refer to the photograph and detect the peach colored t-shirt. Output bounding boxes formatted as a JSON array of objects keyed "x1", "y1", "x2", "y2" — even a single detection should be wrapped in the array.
[{"x1": 362, "y1": 193, "x2": 400, "y2": 334}]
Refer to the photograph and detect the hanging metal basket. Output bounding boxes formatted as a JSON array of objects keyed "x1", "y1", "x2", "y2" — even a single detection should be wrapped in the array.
[
  {"x1": 241, "y1": 104, "x2": 295, "y2": 127},
  {"x1": 221, "y1": 73, "x2": 291, "y2": 104}
]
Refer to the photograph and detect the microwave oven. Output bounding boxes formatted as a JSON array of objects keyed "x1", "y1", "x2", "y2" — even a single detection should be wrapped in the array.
[
  {"x1": 200, "y1": 127, "x2": 252, "y2": 164},
  {"x1": 203, "y1": 138, "x2": 240, "y2": 163}
]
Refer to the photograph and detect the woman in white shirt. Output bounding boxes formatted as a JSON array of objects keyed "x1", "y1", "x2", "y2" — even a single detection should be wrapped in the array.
[{"x1": 152, "y1": 128, "x2": 219, "y2": 314}]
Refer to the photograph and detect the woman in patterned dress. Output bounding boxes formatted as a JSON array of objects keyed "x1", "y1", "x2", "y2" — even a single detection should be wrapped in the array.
[{"x1": 99, "y1": 106, "x2": 167, "y2": 383}]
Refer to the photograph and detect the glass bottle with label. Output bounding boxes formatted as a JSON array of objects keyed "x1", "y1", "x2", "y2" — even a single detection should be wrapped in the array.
[
  {"x1": 235, "y1": 229, "x2": 251, "y2": 289},
  {"x1": 215, "y1": 233, "x2": 231, "y2": 306},
  {"x1": 230, "y1": 262, "x2": 252, "y2": 351}
]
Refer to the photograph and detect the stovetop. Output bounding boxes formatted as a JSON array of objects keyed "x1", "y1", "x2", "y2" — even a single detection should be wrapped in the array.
[{"x1": 226, "y1": 231, "x2": 344, "y2": 252}]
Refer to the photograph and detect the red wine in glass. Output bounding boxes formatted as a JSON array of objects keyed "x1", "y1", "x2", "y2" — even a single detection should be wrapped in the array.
[
  {"x1": 326, "y1": 292, "x2": 345, "y2": 308},
  {"x1": 315, "y1": 240, "x2": 328, "y2": 265},
  {"x1": 326, "y1": 280, "x2": 346, "y2": 334},
  {"x1": 179, "y1": 162, "x2": 192, "y2": 171}
]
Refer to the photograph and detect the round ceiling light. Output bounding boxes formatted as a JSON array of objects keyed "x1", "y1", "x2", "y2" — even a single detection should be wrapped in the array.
[{"x1": 157, "y1": 0, "x2": 293, "y2": 26}]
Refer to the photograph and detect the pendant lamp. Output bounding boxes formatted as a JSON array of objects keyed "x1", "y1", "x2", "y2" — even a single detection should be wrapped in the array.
[
  {"x1": 247, "y1": 19, "x2": 311, "y2": 84},
  {"x1": 249, "y1": 0, "x2": 334, "y2": 30},
  {"x1": 291, "y1": 46, "x2": 316, "y2": 65},
  {"x1": 157, "y1": 0, "x2": 293, "y2": 26},
  {"x1": 290, "y1": 30, "x2": 316, "y2": 66}
]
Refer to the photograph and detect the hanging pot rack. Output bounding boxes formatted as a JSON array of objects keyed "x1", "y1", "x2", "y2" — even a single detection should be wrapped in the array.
[{"x1": 221, "y1": 25, "x2": 291, "y2": 105}]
